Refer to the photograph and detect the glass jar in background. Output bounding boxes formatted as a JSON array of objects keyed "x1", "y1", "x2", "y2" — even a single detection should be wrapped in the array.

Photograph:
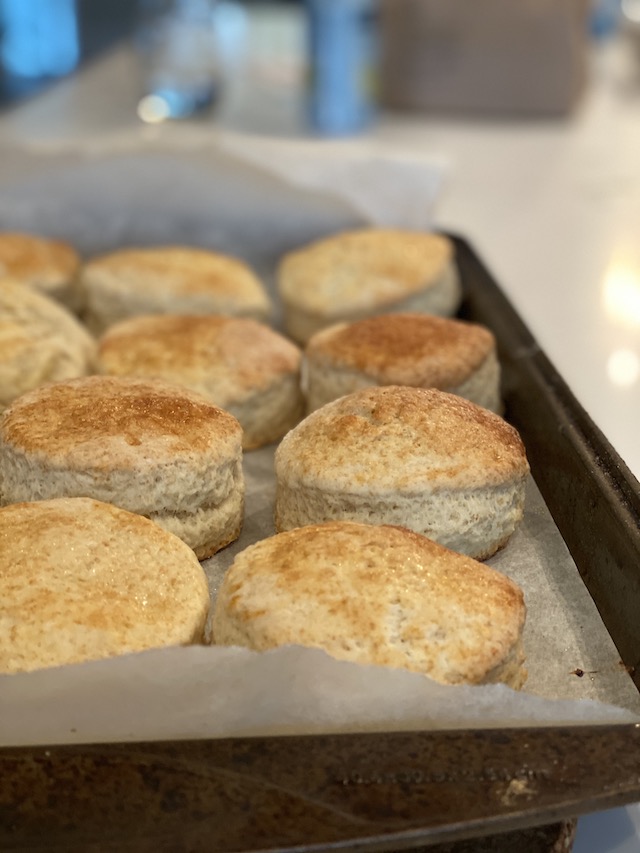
[{"x1": 135, "y1": 0, "x2": 223, "y2": 122}]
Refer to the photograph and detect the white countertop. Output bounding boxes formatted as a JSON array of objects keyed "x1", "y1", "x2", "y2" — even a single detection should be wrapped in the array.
[{"x1": 0, "y1": 7, "x2": 638, "y2": 850}]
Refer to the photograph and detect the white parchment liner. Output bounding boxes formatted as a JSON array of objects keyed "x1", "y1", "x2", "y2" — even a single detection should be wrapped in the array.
[{"x1": 0, "y1": 132, "x2": 637, "y2": 746}]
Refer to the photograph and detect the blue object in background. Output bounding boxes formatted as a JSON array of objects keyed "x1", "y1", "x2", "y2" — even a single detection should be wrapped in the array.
[
  {"x1": 135, "y1": 0, "x2": 223, "y2": 121},
  {"x1": 305, "y1": 0, "x2": 377, "y2": 136},
  {"x1": 0, "y1": 0, "x2": 79, "y2": 79},
  {"x1": 590, "y1": 0, "x2": 622, "y2": 39}
]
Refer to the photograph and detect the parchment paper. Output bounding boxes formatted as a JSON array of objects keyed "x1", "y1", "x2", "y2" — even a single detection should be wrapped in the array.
[{"x1": 0, "y1": 135, "x2": 637, "y2": 747}]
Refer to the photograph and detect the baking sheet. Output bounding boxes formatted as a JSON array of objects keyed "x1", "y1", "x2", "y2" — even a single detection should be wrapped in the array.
[{"x1": 0, "y1": 138, "x2": 638, "y2": 747}]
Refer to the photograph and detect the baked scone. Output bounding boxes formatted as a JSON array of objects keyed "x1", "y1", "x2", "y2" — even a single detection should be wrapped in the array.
[
  {"x1": 81, "y1": 245, "x2": 272, "y2": 334},
  {"x1": 0, "y1": 375, "x2": 244, "y2": 559},
  {"x1": 277, "y1": 228, "x2": 462, "y2": 343},
  {"x1": 213, "y1": 521, "x2": 527, "y2": 688},
  {"x1": 0, "y1": 278, "x2": 96, "y2": 412},
  {"x1": 98, "y1": 315, "x2": 305, "y2": 450},
  {"x1": 0, "y1": 231, "x2": 82, "y2": 311},
  {"x1": 0, "y1": 497, "x2": 210, "y2": 674},
  {"x1": 274, "y1": 385, "x2": 529, "y2": 559},
  {"x1": 304, "y1": 313, "x2": 501, "y2": 413}
]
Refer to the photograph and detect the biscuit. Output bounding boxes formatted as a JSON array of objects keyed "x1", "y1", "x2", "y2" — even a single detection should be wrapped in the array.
[
  {"x1": 0, "y1": 231, "x2": 82, "y2": 311},
  {"x1": 274, "y1": 385, "x2": 529, "y2": 559},
  {"x1": 304, "y1": 313, "x2": 501, "y2": 413},
  {"x1": 212, "y1": 521, "x2": 527, "y2": 688},
  {"x1": 0, "y1": 278, "x2": 96, "y2": 412},
  {"x1": 0, "y1": 375, "x2": 244, "y2": 559},
  {"x1": 278, "y1": 228, "x2": 461, "y2": 343},
  {"x1": 98, "y1": 315, "x2": 305, "y2": 450},
  {"x1": 81, "y1": 245, "x2": 272, "y2": 334},
  {"x1": 0, "y1": 497, "x2": 210, "y2": 674}
]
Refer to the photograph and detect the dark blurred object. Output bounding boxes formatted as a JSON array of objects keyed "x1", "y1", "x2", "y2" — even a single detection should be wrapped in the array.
[
  {"x1": 0, "y1": 0, "x2": 136, "y2": 108},
  {"x1": 379, "y1": 0, "x2": 590, "y2": 117},
  {"x1": 76, "y1": 0, "x2": 138, "y2": 56}
]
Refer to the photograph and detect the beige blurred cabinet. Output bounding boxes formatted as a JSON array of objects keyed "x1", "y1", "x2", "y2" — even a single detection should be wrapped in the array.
[{"x1": 379, "y1": 0, "x2": 590, "y2": 115}]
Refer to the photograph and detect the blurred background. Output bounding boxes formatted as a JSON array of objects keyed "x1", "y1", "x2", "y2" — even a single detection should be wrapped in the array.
[{"x1": 0, "y1": 0, "x2": 632, "y2": 136}]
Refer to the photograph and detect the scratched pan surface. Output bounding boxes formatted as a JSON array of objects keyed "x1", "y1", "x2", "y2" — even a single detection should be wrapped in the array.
[
  {"x1": 2, "y1": 725, "x2": 640, "y2": 850},
  {"x1": 0, "y1": 149, "x2": 639, "y2": 851}
]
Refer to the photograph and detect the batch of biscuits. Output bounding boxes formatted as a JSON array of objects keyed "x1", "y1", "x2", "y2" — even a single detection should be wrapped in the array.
[{"x1": 0, "y1": 228, "x2": 530, "y2": 693}]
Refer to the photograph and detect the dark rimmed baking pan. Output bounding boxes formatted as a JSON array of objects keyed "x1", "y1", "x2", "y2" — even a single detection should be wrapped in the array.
[{"x1": 1, "y1": 235, "x2": 639, "y2": 853}]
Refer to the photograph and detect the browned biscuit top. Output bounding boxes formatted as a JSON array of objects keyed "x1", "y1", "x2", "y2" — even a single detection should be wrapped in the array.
[
  {"x1": 275, "y1": 385, "x2": 528, "y2": 491},
  {"x1": 84, "y1": 246, "x2": 269, "y2": 303},
  {"x1": 1, "y1": 498, "x2": 202, "y2": 626},
  {"x1": 214, "y1": 521, "x2": 525, "y2": 685},
  {"x1": 98, "y1": 314, "x2": 301, "y2": 394},
  {"x1": 1, "y1": 375, "x2": 242, "y2": 468},
  {"x1": 278, "y1": 229, "x2": 454, "y2": 313},
  {"x1": 0, "y1": 497, "x2": 210, "y2": 673},
  {"x1": 306, "y1": 313, "x2": 496, "y2": 387},
  {"x1": 0, "y1": 232, "x2": 80, "y2": 284}
]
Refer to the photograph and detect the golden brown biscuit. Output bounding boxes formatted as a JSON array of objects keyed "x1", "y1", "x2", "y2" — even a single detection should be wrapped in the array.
[
  {"x1": 81, "y1": 245, "x2": 272, "y2": 334},
  {"x1": 213, "y1": 521, "x2": 526, "y2": 688},
  {"x1": 0, "y1": 375, "x2": 244, "y2": 559},
  {"x1": 0, "y1": 231, "x2": 82, "y2": 311},
  {"x1": 274, "y1": 385, "x2": 529, "y2": 559},
  {"x1": 304, "y1": 313, "x2": 501, "y2": 412},
  {"x1": 0, "y1": 497, "x2": 210, "y2": 674},
  {"x1": 98, "y1": 315, "x2": 304, "y2": 450},
  {"x1": 0, "y1": 278, "x2": 96, "y2": 412},
  {"x1": 278, "y1": 228, "x2": 461, "y2": 343}
]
